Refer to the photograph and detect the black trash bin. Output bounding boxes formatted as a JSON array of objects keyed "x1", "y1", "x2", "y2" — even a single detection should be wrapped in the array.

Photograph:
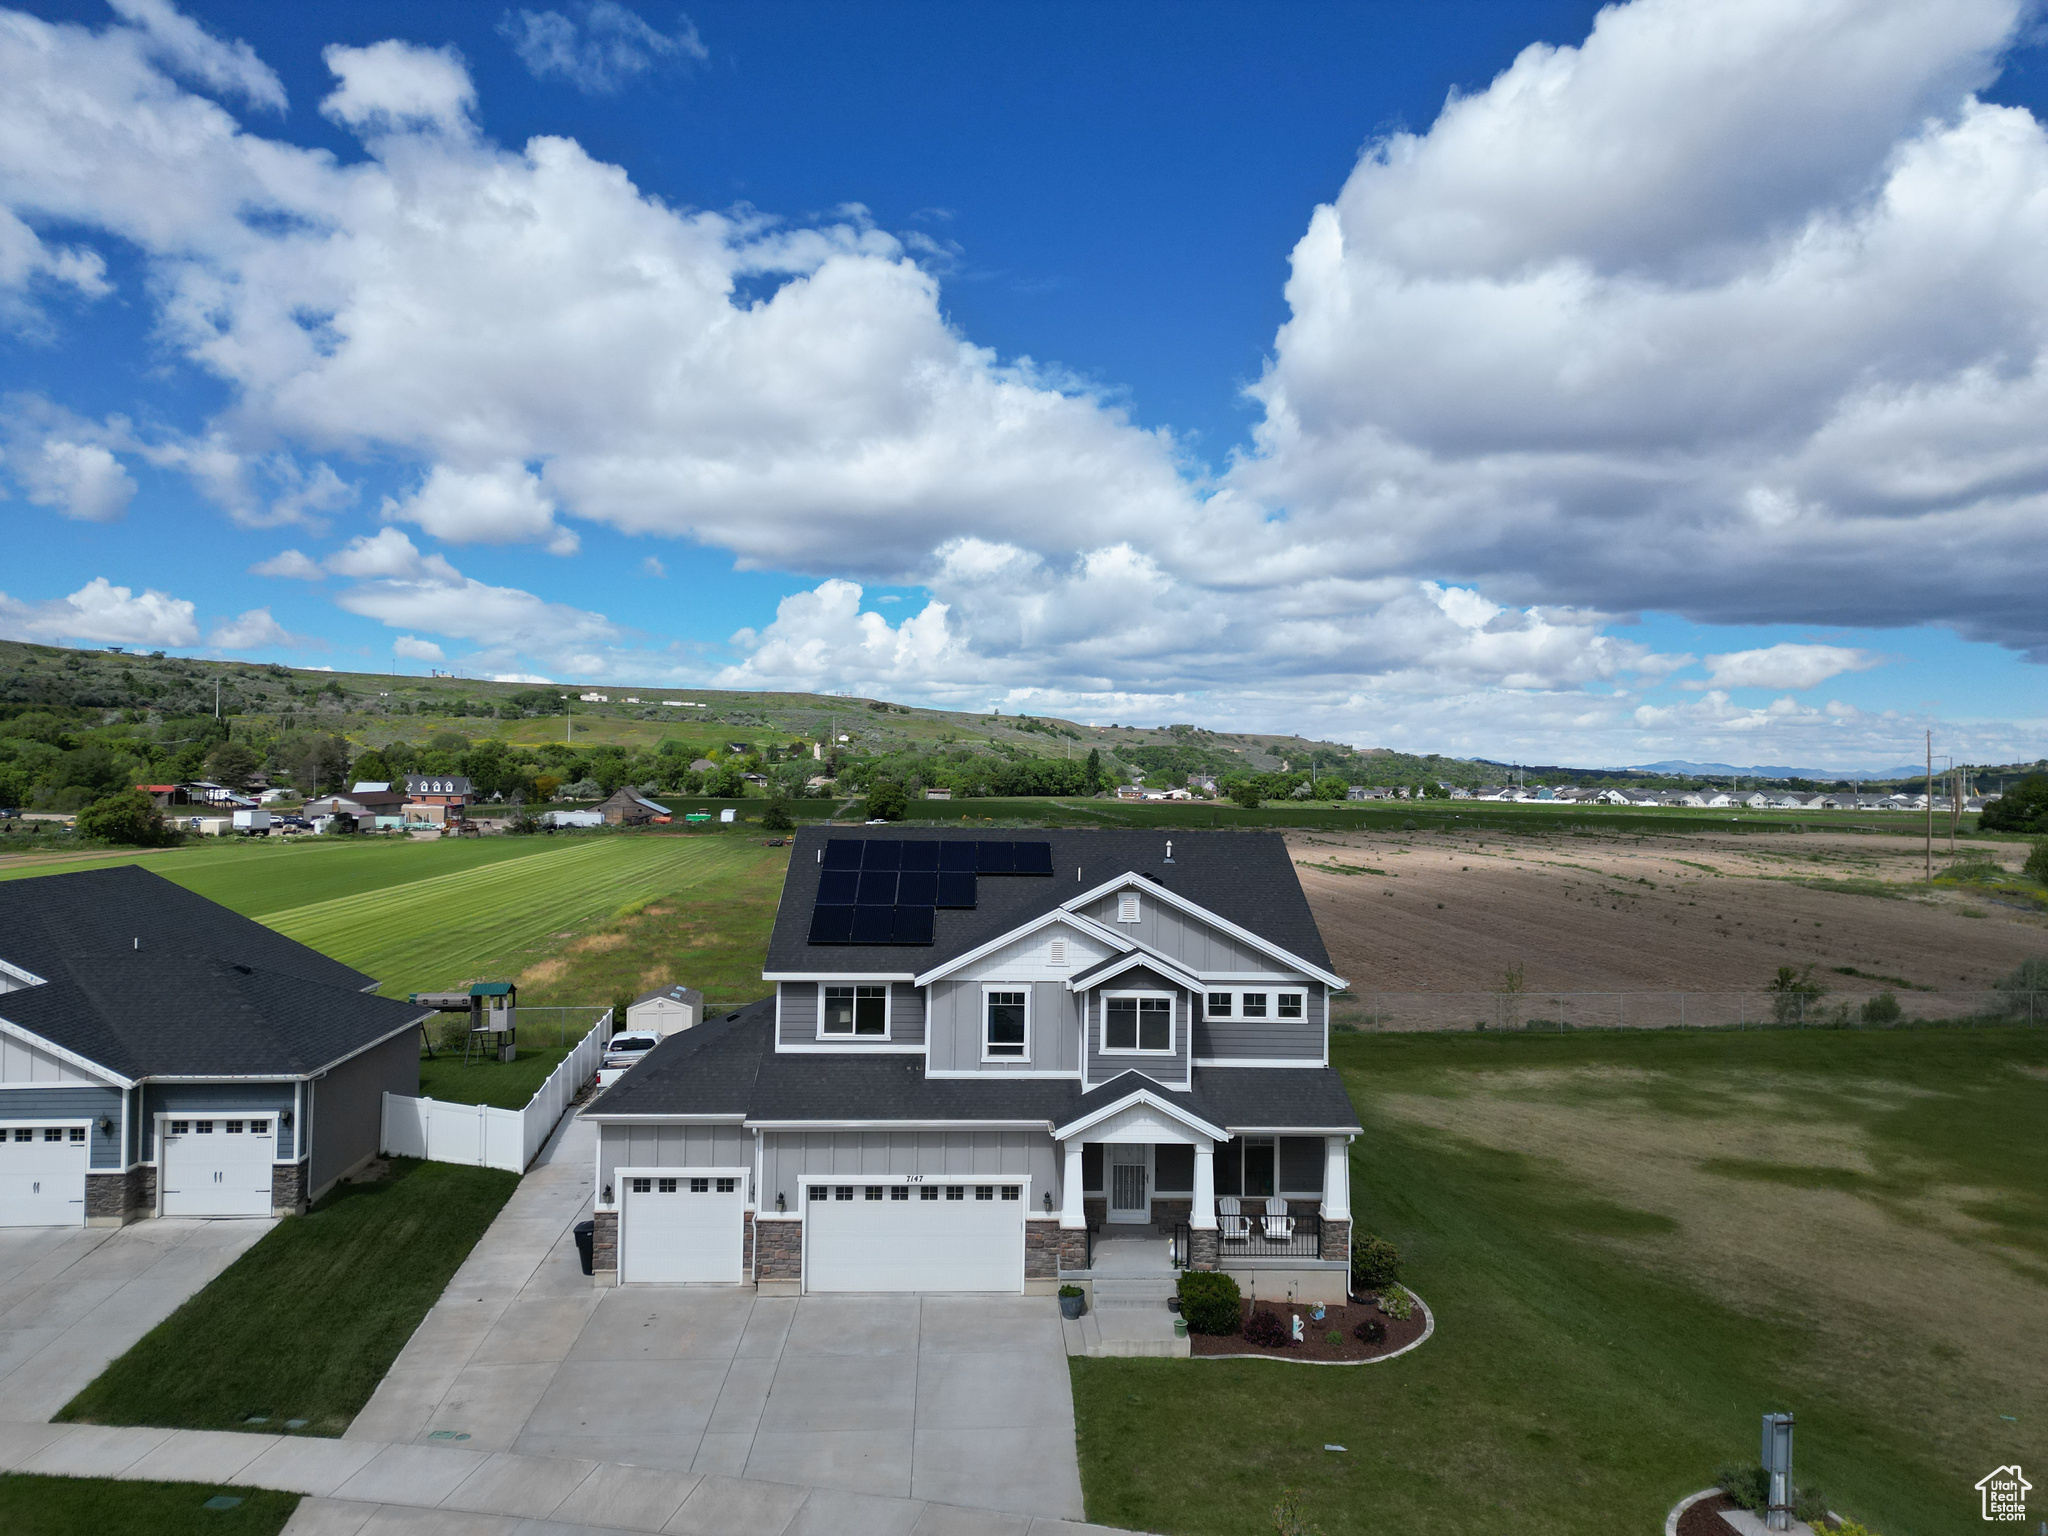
[{"x1": 573, "y1": 1219, "x2": 595, "y2": 1276}]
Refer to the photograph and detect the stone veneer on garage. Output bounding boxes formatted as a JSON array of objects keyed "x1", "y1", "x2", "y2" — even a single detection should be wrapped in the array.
[
  {"x1": 272, "y1": 1160, "x2": 308, "y2": 1216},
  {"x1": 1025, "y1": 1218, "x2": 1061, "y2": 1279},
  {"x1": 593, "y1": 1209, "x2": 618, "y2": 1274},
  {"x1": 754, "y1": 1216, "x2": 802, "y2": 1281},
  {"x1": 83, "y1": 1166, "x2": 155, "y2": 1226}
]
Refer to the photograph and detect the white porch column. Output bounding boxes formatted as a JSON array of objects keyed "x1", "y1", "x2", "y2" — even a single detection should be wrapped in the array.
[
  {"x1": 1191, "y1": 1139, "x2": 1217, "y2": 1229},
  {"x1": 1323, "y1": 1135, "x2": 1352, "y2": 1222},
  {"x1": 1060, "y1": 1138, "x2": 1086, "y2": 1228}
]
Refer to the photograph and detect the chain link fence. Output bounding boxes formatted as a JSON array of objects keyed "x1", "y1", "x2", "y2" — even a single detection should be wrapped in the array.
[{"x1": 1330, "y1": 990, "x2": 2048, "y2": 1032}]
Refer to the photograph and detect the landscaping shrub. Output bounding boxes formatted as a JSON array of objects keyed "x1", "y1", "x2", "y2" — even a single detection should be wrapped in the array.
[
  {"x1": 1379, "y1": 1284, "x2": 1415, "y2": 1321},
  {"x1": 1354, "y1": 1317, "x2": 1386, "y2": 1344},
  {"x1": 1715, "y1": 1463, "x2": 1770, "y2": 1512},
  {"x1": 1351, "y1": 1233, "x2": 1403, "y2": 1291},
  {"x1": 1859, "y1": 991, "x2": 1901, "y2": 1025},
  {"x1": 1794, "y1": 1484, "x2": 1829, "y2": 1523},
  {"x1": 1241, "y1": 1308, "x2": 1290, "y2": 1347},
  {"x1": 1176, "y1": 1270, "x2": 1242, "y2": 1335},
  {"x1": 2027, "y1": 836, "x2": 2048, "y2": 884},
  {"x1": 1058, "y1": 1284, "x2": 1083, "y2": 1298}
]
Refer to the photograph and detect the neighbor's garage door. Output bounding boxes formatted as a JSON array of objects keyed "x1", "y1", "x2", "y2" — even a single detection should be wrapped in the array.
[
  {"x1": 0, "y1": 1125, "x2": 87, "y2": 1227},
  {"x1": 161, "y1": 1115, "x2": 274, "y2": 1217},
  {"x1": 620, "y1": 1169, "x2": 746, "y2": 1283},
  {"x1": 805, "y1": 1179, "x2": 1024, "y2": 1293}
]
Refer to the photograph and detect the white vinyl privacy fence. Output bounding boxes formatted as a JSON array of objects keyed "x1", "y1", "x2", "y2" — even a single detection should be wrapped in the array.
[{"x1": 383, "y1": 1008, "x2": 612, "y2": 1174}]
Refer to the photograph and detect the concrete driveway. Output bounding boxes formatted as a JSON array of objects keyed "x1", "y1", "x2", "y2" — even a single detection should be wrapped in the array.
[
  {"x1": 0, "y1": 1217, "x2": 274, "y2": 1424},
  {"x1": 354, "y1": 1117, "x2": 1084, "y2": 1522}
]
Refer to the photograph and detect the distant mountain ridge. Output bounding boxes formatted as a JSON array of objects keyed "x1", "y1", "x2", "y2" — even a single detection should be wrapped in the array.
[{"x1": 1621, "y1": 759, "x2": 1927, "y2": 781}]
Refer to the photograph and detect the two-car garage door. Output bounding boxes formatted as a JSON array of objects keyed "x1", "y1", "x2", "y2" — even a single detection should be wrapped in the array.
[
  {"x1": 0, "y1": 1126, "x2": 88, "y2": 1227},
  {"x1": 805, "y1": 1178, "x2": 1025, "y2": 1293}
]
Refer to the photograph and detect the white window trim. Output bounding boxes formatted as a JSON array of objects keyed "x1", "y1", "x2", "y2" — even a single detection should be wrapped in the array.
[
  {"x1": 1200, "y1": 988, "x2": 1308, "y2": 1023},
  {"x1": 980, "y1": 984, "x2": 1032, "y2": 1063},
  {"x1": 1099, "y1": 990, "x2": 1175, "y2": 1056},
  {"x1": 817, "y1": 980, "x2": 892, "y2": 1042},
  {"x1": 150, "y1": 1108, "x2": 290, "y2": 1165}
]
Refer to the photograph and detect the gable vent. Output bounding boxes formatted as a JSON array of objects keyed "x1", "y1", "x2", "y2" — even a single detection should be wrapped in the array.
[
  {"x1": 1048, "y1": 938, "x2": 1067, "y2": 967},
  {"x1": 1117, "y1": 894, "x2": 1140, "y2": 924}
]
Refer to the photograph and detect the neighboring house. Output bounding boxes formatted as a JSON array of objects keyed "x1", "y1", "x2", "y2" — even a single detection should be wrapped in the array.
[
  {"x1": 594, "y1": 788, "x2": 670, "y2": 826},
  {"x1": 133, "y1": 785, "x2": 188, "y2": 809},
  {"x1": 626, "y1": 984, "x2": 704, "y2": 1037},
  {"x1": 924, "y1": 789, "x2": 952, "y2": 800},
  {"x1": 304, "y1": 784, "x2": 407, "y2": 829},
  {"x1": 405, "y1": 774, "x2": 473, "y2": 823},
  {"x1": 0, "y1": 866, "x2": 426, "y2": 1228},
  {"x1": 583, "y1": 829, "x2": 1361, "y2": 1298}
]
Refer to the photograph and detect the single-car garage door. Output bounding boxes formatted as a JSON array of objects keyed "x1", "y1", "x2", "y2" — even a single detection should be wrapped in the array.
[
  {"x1": 161, "y1": 1115, "x2": 275, "y2": 1217},
  {"x1": 620, "y1": 1167, "x2": 747, "y2": 1283},
  {"x1": 805, "y1": 1178, "x2": 1025, "y2": 1293},
  {"x1": 0, "y1": 1125, "x2": 88, "y2": 1227}
]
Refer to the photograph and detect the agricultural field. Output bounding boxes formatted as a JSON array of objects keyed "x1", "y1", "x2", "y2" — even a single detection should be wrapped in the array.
[
  {"x1": 1073, "y1": 1026, "x2": 2048, "y2": 1536},
  {"x1": 0, "y1": 830, "x2": 791, "y2": 1010},
  {"x1": 1292, "y1": 822, "x2": 2047, "y2": 995}
]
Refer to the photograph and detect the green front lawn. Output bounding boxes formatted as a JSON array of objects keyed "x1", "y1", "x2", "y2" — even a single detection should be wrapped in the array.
[
  {"x1": 0, "y1": 1476, "x2": 297, "y2": 1536},
  {"x1": 1070, "y1": 1027, "x2": 2047, "y2": 1536},
  {"x1": 58, "y1": 1158, "x2": 517, "y2": 1436}
]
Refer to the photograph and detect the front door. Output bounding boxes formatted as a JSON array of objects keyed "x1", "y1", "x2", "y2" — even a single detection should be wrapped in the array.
[{"x1": 1107, "y1": 1144, "x2": 1150, "y2": 1223}]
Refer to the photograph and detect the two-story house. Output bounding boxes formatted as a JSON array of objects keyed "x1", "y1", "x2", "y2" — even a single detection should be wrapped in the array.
[
  {"x1": 583, "y1": 828, "x2": 1361, "y2": 1298},
  {"x1": 404, "y1": 774, "x2": 473, "y2": 824}
]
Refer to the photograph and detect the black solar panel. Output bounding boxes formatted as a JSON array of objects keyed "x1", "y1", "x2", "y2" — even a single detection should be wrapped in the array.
[
  {"x1": 809, "y1": 837, "x2": 1055, "y2": 944},
  {"x1": 808, "y1": 905, "x2": 855, "y2": 943}
]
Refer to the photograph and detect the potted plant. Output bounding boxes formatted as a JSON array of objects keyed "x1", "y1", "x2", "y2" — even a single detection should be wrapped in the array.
[{"x1": 1058, "y1": 1284, "x2": 1087, "y2": 1319}]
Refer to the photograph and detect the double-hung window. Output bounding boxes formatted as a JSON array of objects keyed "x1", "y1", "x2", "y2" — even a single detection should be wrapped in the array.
[
  {"x1": 822, "y1": 983, "x2": 888, "y2": 1037},
  {"x1": 984, "y1": 990, "x2": 1028, "y2": 1059},
  {"x1": 1103, "y1": 993, "x2": 1172, "y2": 1053}
]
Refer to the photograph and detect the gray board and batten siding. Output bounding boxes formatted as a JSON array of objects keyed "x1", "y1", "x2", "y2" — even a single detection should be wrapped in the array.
[
  {"x1": 1081, "y1": 969, "x2": 1192, "y2": 1090},
  {"x1": 600, "y1": 1122, "x2": 754, "y2": 1201},
  {"x1": 760, "y1": 1128, "x2": 1055, "y2": 1213},
  {"x1": 777, "y1": 981, "x2": 926, "y2": 1046},
  {"x1": 309, "y1": 1029, "x2": 419, "y2": 1196},
  {"x1": 926, "y1": 979, "x2": 1083, "y2": 1074},
  {"x1": 143, "y1": 1082, "x2": 297, "y2": 1161},
  {"x1": 1076, "y1": 891, "x2": 1277, "y2": 973}
]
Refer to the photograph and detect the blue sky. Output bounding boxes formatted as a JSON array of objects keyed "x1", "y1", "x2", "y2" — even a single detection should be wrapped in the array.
[{"x1": 2, "y1": 0, "x2": 2046, "y2": 771}]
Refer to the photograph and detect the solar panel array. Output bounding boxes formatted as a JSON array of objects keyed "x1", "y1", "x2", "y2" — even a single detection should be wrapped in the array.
[{"x1": 808, "y1": 839, "x2": 1054, "y2": 945}]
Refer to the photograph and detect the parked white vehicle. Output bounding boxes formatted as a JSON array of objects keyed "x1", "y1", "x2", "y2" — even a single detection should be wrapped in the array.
[
  {"x1": 595, "y1": 1030, "x2": 661, "y2": 1088},
  {"x1": 232, "y1": 808, "x2": 271, "y2": 834}
]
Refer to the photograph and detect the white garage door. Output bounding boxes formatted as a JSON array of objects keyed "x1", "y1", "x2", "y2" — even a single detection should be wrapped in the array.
[
  {"x1": 161, "y1": 1115, "x2": 275, "y2": 1217},
  {"x1": 620, "y1": 1167, "x2": 747, "y2": 1283},
  {"x1": 805, "y1": 1178, "x2": 1025, "y2": 1293},
  {"x1": 0, "y1": 1125, "x2": 88, "y2": 1228}
]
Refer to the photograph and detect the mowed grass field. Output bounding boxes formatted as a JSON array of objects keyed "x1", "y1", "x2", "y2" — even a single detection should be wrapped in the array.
[
  {"x1": 1072, "y1": 1027, "x2": 2047, "y2": 1536},
  {"x1": 0, "y1": 832, "x2": 792, "y2": 1009}
]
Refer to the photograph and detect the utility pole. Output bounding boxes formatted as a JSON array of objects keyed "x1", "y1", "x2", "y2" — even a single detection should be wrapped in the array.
[{"x1": 1924, "y1": 730, "x2": 1933, "y2": 881}]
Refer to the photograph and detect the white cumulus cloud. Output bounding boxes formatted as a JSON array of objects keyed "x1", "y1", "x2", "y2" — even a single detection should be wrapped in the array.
[
  {"x1": 1694, "y1": 643, "x2": 1879, "y2": 691},
  {"x1": 208, "y1": 607, "x2": 295, "y2": 649},
  {"x1": 393, "y1": 634, "x2": 444, "y2": 662},
  {"x1": 11, "y1": 437, "x2": 136, "y2": 522},
  {"x1": 0, "y1": 577, "x2": 198, "y2": 646},
  {"x1": 501, "y1": 3, "x2": 705, "y2": 94}
]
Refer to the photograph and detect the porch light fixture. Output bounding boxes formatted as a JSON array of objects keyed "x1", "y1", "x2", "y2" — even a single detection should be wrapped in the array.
[
  {"x1": 776, "y1": 1192, "x2": 786, "y2": 1213},
  {"x1": 279, "y1": 1109, "x2": 293, "y2": 1127},
  {"x1": 96, "y1": 1115, "x2": 113, "y2": 1134},
  {"x1": 602, "y1": 1183, "x2": 613, "y2": 1205},
  {"x1": 1043, "y1": 1190, "x2": 1053, "y2": 1213}
]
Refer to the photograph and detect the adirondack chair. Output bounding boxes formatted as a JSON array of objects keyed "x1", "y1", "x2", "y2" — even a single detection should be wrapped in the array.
[
  {"x1": 1262, "y1": 1197, "x2": 1294, "y2": 1242},
  {"x1": 1217, "y1": 1196, "x2": 1251, "y2": 1242}
]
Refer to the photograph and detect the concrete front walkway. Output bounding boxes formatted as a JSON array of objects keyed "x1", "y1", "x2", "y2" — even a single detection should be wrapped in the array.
[
  {"x1": 0, "y1": 1217, "x2": 274, "y2": 1425},
  {"x1": 0, "y1": 1419, "x2": 1134, "y2": 1536},
  {"x1": 349, "y1": 1114, "x2": 1085, "y2": 1522}
]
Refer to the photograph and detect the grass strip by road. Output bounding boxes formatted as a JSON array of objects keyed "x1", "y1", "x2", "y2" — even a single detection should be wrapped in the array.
[
  {"x1": 1070, "y1": 1026, "x2": 2047, "y2": 1536},
  {"x1": 57, "y1": 1157, "x2": 516, "y2": 1437},
  {"x1": 0, "y1": 1475, "x2": 298, "y2": 1536}
]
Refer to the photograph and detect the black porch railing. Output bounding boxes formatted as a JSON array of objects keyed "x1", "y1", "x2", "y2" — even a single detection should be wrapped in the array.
[{"x1": 1171, "y1": 1214, "x2": 1325, "y2": 1265}]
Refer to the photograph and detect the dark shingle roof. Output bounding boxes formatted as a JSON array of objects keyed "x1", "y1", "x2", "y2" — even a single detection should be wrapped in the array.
[
  {"x1": 764, "y1": 827, "x2": 1332, "y2": 976},
  {"x1": 586, "y1": 1004, "x2": 1359, "y2": 1133},
  {"x1": 0, "y1": 865, "x2": 426, "y2": 1081}
]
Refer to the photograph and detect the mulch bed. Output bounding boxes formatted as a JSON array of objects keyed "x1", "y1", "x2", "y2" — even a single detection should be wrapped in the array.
[
  {"x1": 1676, "y1": 1493, "x2": 1740, "y2": 1536},
  {"x1": 1187, "y1": 1295, "x2": 1428, "y2": 1361}
]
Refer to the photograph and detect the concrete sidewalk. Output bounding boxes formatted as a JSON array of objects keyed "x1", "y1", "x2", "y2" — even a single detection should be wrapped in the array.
[
  {"x1": 0, "y1": 1420, "x2": 1136, "y2": 1536},
  {"x1": 0, "y1": 1217, "x2": 274, "y2": 1425}
]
